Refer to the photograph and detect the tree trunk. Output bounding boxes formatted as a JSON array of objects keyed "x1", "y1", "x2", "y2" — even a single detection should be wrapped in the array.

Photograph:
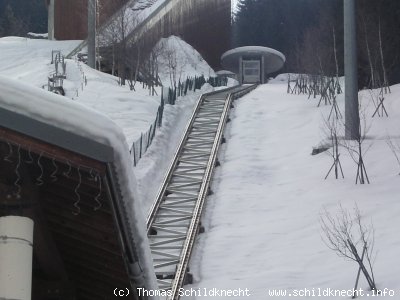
[{"x1": 378, "y1": 17, "x2": 390, "y2": 93}]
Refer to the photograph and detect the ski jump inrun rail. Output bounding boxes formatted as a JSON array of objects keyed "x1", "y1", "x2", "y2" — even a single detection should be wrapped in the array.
[{"x1": 146, "y1": 84, "x2": 257, "y2": 299}]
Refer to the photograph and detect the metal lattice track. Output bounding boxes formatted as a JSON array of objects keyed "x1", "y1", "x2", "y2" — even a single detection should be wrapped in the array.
[{"x1": 146, "y1": 84, "x2": 258, "y2": 299}]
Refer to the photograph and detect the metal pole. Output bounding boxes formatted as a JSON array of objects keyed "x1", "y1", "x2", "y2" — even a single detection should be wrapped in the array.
[
  {"x1": 344, "y1": 0, "x2": 360, "y2": 139},
  {"x1": 87, "y1": 0, "x2": 96, "y2": 68},
  {"x1": 47, "y1": 0, "x2": 55, "y2": 40},
  {"x1": 0, "y1": 216, "x2": 34, "y2": 300},
  {"x1": 239, "y1": 56, "x2": 243, "y2": 85}
]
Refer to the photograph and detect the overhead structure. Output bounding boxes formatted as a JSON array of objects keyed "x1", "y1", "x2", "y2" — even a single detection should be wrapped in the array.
[
  {"x1": 0, "y1": 76, "x2": 157, "y2": 300},
  {"x1": 54, "y1": 0, "x2": 231, "y2": 69},
  {"x1": 221, "y1": 46, "x2": 285, "y2": 84}
]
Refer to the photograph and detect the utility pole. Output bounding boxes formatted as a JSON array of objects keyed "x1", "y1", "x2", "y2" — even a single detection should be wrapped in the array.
[
  {"x1": 47, "y1": 0, "x2": 55, "y2": 40},
  {"x1": 87, "y1": 0, "x2": 96, "y2": 69},
  {"x1": 344, "y1": 0, "x2": 360, "y2": 139}
]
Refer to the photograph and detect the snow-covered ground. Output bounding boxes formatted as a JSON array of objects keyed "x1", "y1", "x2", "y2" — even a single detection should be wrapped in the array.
[
  {"x1": 3, "y1": 34, "x2": 399, "y2": 300},
  {"x1": 180, "y1": 80, "x2": 400, "y2": 299},
  {"x1": 0, "y1": 36, "x2": 219, "y2": 213},
  {"x1": 0, "y1": 37, "x2": 162, "y2": 147},
  {"x1": 0, "y1": 36, "x2": 216, "y2": 146}
]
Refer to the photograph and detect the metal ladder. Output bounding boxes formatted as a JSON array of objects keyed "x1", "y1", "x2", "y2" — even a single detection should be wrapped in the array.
[{"x1": 146, "y1": 84, "x2": 257, "y2": 299}]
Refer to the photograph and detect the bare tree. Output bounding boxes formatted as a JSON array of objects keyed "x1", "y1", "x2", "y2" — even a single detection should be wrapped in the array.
[
  {"x1": 324, "y1": 117, "x2": 344, "y2": 180},
  {"x1": 139, "y1": 44, "x2": 161, "y2": 95},
  {"x1": 370, "y1": 88, "x2": 388, "y2": 118},
  {"x1": 377, "y1": 16, "x2": 390, "y2": 93},
  {"x1": 386, "y1": 138, "x2": 400, "y2": 175},
  {"x1": 321, "y1": 204, "x2": 377, "y2": 294},
  {"x1": 99, "y1": 1, "x2": 144, "y2": 85},
  {"x1": 342, "y1": 108, "x2": 372, "y2": 184},
  {"x1": 360, "y1": 12, "x2": 378, "y2": 89},
  {"x1": 358, "y1": 3, "x2": 392, "y2": 93}
]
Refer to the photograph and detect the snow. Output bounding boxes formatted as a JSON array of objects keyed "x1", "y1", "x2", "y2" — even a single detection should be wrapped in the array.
[
  {"x1": 221, "y1": 45, "x2": 286, "y2": 62},
  {"x1": 154, "y1": 36, "x2": 216, "y2": 87},
  {"x1": 0, "y1": 35, "x2": 220, "y2": 296},
  {"x1": 0, "y1": 37, "x2": 81, "y2": 87},
  {"x1": 216, "y1": 70, "x2": 235, "y2": 76},
  {"x1": 63, "y1": 61, "x2": 161, "y2": 147},
  {"x1": 27, "y1": 32, "x2": 48, "y2": 39},
  {"x1": 3, "y1": 32, "x2": 399, "y2": 300},
  {"x1": 0, "y1": 75, "x2": 158, "y2": 295},
  {"x1": 221, "y1": 46, "x2": 286, "y2": 75},
  {"x1": 0, "y1": 37, "x2": 162, "y2": 147},
  {"x1": 182, "y1": 79, "x2": 400, "y2": 299}
]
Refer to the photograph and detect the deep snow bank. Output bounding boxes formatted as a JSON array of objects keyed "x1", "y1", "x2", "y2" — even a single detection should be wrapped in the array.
[{"x1": 154, "y1": 35, "x2": 216, "y2": 87}]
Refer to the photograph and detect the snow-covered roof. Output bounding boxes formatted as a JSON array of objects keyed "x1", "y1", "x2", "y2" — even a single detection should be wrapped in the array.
[
  {"x1": 216, "y1": 70, "x2": 236, "y2": 76},
  {"x1": 0, "y1": 75, "x2": 158, "y2": 297},
  {"x1": 221, "y1": 46, "x2": 286, "y2": 75}
]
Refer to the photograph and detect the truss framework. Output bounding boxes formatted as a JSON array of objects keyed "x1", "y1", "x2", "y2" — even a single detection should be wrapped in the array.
[{"x1": 146, "y1": 85, "x2": 257, "y2": 299}]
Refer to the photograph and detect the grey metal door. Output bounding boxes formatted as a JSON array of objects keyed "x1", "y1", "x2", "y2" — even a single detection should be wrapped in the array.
[{"x1": 243, "y1": 60, "x2": 261, "y2": 83}]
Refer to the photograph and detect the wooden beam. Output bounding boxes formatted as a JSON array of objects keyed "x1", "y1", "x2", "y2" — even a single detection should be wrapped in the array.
[{"x1": 0, "y1": 127, "x2": 106, "y2": 174}]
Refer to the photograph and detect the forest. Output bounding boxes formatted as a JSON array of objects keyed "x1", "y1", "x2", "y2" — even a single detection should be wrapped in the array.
[
  {"x1": 233, "y1": 0, "x2": 400, "y2": 87},
  {"x1": 0, "y1": 0, "x2": 47, "y2": 36}
]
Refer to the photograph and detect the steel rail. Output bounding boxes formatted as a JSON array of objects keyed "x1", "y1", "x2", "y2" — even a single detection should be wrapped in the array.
[{"x1": 146, "y1": 84, "x2": 258, "y2": 299}]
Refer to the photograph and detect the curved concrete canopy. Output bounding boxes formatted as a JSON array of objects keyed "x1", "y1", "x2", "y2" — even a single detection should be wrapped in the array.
[
  {"x1": 216, "y1": 70, "x2": 236, "y2": 76},
  {"x1": 221, "y1": 46, "x2": 286, "y2": 75}
]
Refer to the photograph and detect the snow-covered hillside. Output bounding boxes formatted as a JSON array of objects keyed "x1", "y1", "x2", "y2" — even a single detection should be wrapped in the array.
[
  {"x1": 0, "y1": 37, "x2": 161, "y2": 147},
  {"x1": 3, "y1": 34, "x2": 398, "y2": 300},
  {"x1": 181, "y1": 79, "x2": 400, "y2": 299},
  {"x1": 0, "y1": 36, "x2": 218, "y2": 214},
  {"x1": 154, "y1": 35, "x2": 216, "y2": 87}
]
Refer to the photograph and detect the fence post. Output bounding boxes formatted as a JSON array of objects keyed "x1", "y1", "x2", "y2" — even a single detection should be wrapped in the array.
[
  {"x1": 139, "y1": 133, "x2": 143, "y2": 159},
  {"x1": 132, "y1": 143, "x2": 137, "y2": 166}
]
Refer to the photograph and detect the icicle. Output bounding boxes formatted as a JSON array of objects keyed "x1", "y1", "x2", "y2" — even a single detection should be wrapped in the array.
[
  {"x1": 88, "y1": 168, "x2": 96, "y2": 181},
  {"x1": 63, "y1": 160, "x2": 72, "y2": 178},
  {"x1": 4, "y1": 142, "x2": 13, "y2": 162},
  {"x1": 73, "y1": 166, "x2": 82, "y2": 215},
  {"x1": 36, "y1": 152, "x2": 44, "y2": 186},
  {"x1": 94, "y1": 173, "x2": 102, "y2": 211},
  {"x1": 14, "y1": 145, "x2": 21, "y2": 199},
  {"x1": 25, "y1": 147, "x2": 34, "y2": 164},
  {"x1": 50, "y1": 158, "x2": 58, "y2": 182}
]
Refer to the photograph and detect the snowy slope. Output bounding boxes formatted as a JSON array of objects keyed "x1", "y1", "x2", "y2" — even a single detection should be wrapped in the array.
[
  {"x1": 183, "y1": 80, "x2": 400, "y2": 299},
  {"x1": 155, "y1": 36, "x2": 216, "y2": 87},
  {"x1": 0, "y1": 37, "x2": 162, "y2": 148},
  {"x1": 0, "y1": 36, "x2": 220, "y2": 215},
  {"x1": 0, "y1": 37, "x2": 80, "y2": 87}
]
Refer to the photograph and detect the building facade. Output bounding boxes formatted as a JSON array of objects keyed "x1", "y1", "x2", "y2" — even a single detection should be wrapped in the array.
[{"x1": 46, "y1": 0, "x2": 231, "y2": 68}]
